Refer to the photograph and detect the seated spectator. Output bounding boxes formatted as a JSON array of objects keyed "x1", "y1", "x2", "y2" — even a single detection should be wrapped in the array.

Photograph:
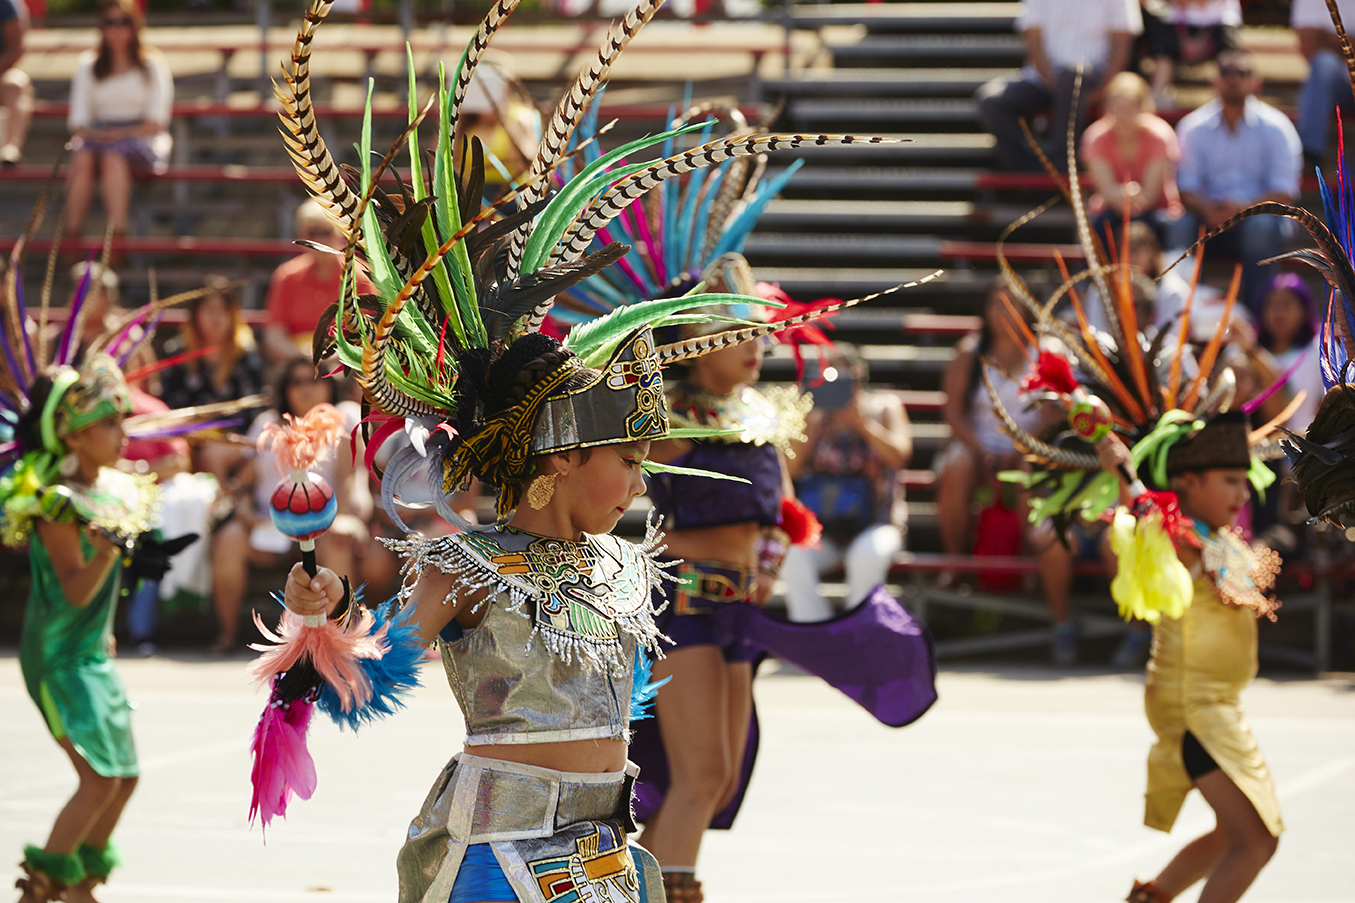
[
  {"x1": 160, "y1": 274, "x2": 266, "y2": 482},
  {"x1": 1256, "y1": 272, "x2": 1323, "y2": 433},
  {"x1": 263, "y1": 199, "x2": 375, "y2": 366},
  {"x1": 64, "y1": 0, "x2": 173, "y2": 243},
  {"x1": 782, "y1": 346, "x2": 912, "y2": 622},
  {"x1": 1140, "y1": 0, "x2": 1241, "y2": 107},
  {"x1": 1, "y1": 0, "x2": 32, "y2": 166},
  {"x1": 976, "y1": 0, "x2": 1142, "y2": 171},
  {"x1": 1081, "y1": 72, "x2": 1183, "y2": 243},
  {"x1": 1293, "y1": 0, "x2": 1355, "y2": 168},
  {"x1": 207, "y1": 358, "x2": 370, "y2": 655},
  {"x1": 938, "y1": 283, "x2": 1081, "y2": 663},
  {"x1": 1165, "y1": 50, "x2": 1301, "y2": 315}
]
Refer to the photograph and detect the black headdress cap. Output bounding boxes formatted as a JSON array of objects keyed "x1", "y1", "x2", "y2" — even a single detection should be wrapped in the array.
[{"x1": 1165, "y1": 410, "x2": 1252, "y2": 475}]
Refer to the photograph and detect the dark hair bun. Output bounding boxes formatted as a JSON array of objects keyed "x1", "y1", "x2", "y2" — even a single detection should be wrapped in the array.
[{"x1": 484, "y1": 334, "x2": 576, "y2": 414}]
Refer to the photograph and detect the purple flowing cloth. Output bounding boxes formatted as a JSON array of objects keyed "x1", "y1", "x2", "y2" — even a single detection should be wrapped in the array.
[{"x1": 631, "y1": 583, "x2": 937, "y2": 828}]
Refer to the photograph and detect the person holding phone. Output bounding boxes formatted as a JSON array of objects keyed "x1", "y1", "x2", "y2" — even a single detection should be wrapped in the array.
[{"x1": 783, "y1": 347, "x2": 912, "y2": 621}]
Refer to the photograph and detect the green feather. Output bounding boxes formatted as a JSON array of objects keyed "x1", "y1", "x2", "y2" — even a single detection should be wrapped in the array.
[
  {"x1": 406, "y1": 46, "x2": 424, "y2": 203},
  {"x1": 641, "y1": 460, "x2": 751, "y2": 483},
  {"x1": 359, "y1": 81, "x2": 401, "y2": 300},
  {"x1": 519, "y1": 159, "x2": 655, "y2": 273},
  {"x1": 415, "y1": 65, "x2": 462, "y2": 347},
  {"x1": 432, "y1": 63, "x2": 482, "y2": 347},
  {"x1": 564, "y1": 292, "x2": 776, "y2": 366}
]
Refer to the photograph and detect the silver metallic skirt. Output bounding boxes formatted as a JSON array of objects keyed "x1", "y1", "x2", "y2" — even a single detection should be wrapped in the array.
[{"x1": 396, "y1": 753, "x2": 663, "y2": 903}]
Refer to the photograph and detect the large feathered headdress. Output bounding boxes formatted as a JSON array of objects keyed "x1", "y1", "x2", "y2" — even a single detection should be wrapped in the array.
[
  {"x1": 1143, "y1": 0, "x2": 1355, "y2": 527},
  {"x1": 279, "y1": 0, "x2": 933, "y2": 523},
  {"x1": 979, "y1": 71, "x2": 1289, "y2": 535}
]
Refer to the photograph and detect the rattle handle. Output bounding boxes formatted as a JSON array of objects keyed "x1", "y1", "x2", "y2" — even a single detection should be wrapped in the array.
[
  {"x1": 300, "y1": 538, "x2": 318, "y2": 578},
  {"x1": 298, "y1": 539, "x2": 324, "y2": 627}
]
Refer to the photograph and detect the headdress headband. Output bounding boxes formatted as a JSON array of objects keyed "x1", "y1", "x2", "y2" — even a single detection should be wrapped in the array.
[{"x1": 40, "y1": 369, "x2": 80, "y2": 455}]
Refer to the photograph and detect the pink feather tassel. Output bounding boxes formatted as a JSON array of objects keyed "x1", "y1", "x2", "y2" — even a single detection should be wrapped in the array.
[
  {"x1": 248, "y1": 608, "x2": 382, "y2": 713},
  {"x1": 249, "y1": 694, "x2": 318, "y2": 833}
]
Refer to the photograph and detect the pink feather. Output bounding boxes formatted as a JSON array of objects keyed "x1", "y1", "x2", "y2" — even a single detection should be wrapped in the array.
[
  {"x1": 257, "y1": 403, "x2": 348, "y2": 474},
  {"x1": 249, "y1": 696, "x2": 317, "y2": 833},
  {"x1": 248, "y1": 608, "x2": 382, "y2": 712}
]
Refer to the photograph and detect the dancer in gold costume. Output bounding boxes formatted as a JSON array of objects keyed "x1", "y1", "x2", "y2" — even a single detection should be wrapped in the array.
[{"x1": 1097, "y1": 418, "x2": 1282, "y2": 903}]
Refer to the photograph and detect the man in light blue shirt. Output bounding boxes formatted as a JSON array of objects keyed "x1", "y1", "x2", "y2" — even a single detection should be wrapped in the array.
[{"x1": 1165, "y1": 51, "x2": 1301, "y2": 314}]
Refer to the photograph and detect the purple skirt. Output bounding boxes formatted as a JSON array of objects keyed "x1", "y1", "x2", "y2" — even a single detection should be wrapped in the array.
[
  {"x1": 632, "y1": 583, "x2": 938, "y2": 828},
  {"x1": 71, "y1": 123, "x2": 171, "y2": 175}
]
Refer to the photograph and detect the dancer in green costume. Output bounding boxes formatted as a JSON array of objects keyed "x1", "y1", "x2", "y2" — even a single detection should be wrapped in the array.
[
  {"x1": 3, "y1": 354, "x2": 162, "y2": 903},
  {"x1": 3, "y1": 246, "x2": 234, "y2": 901}
]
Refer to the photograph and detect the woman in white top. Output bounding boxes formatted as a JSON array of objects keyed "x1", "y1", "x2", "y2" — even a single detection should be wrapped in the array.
[{"x1": 65, "y1": 0, "x2": 173, "y2": 241}]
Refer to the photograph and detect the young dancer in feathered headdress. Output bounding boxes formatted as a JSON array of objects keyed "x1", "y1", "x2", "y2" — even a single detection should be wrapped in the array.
[
  {"x1": 263, "y1": 2, "x2": 929, "y2": 901},
  {"x1": 3, "y1": 195, "x2": 256, "y2": 901},
  {"x1": 551, "y1": 106, "x2": 939, "y2": 901},
  {"x1": 987, "y1": 68, "x2": 1288, "y2": 903}
]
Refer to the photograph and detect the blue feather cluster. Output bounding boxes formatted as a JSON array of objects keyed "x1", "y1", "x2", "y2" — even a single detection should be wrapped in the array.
[
  {"x1": 554, "y1": 97, "x2": 803, "y2": 325},
  {"x1": 1316, "y1": 145, "x2": 1355, "y2": 390},
  {"x1": 630, "y1": 647, "x2": 670, "y2": 721},
  {"x1": 317, "y1": 603, "x2": 424, "y2": 732}
]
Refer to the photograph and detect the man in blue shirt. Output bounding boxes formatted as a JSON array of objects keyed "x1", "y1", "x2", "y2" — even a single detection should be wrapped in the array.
[{"x1": 1165, "y1": 51, "x2": 1301, "y2": 314}]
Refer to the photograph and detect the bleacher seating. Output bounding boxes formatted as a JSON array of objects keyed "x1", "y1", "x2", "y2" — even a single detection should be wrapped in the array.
[{"x1": 5, "y1": 2, "x2": 1347, "y2": 665}]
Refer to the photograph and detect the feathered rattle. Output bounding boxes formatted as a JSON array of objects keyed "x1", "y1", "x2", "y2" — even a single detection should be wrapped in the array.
[{"x1": 246, "y1": 403, "x2": 379, "y2": 832}]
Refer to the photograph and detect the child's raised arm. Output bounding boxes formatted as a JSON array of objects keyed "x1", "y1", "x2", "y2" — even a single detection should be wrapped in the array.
[
  {"x1": 36, "y1": 519, "x2": 122, "y2": 609},
  {"x1": 1097, "y1": 434, "x2": 1142, "y2": 508},
  {"x1": 283, "y1": 561, "x2": 473, "y2": 647}
]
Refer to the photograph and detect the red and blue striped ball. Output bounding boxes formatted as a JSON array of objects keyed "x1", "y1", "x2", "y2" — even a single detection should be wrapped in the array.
[{"x1": 268, "y1": 473, "x2": 338, "y2": 541}]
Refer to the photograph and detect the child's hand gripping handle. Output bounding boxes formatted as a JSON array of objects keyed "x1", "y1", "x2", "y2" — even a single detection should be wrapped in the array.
[{"x1": 1098, "y1": 435, "x2": 1146, "y2": 501}]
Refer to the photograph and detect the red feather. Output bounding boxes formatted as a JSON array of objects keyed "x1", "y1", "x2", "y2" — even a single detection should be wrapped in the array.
[
  {"x1": 1020, "y1": 351, "x2": 1080, "y2": 396},
  {"x1": 762, "y1": 283, "x2": 840, "y2": 384},
  {"x1": 1132, "y1": 489, "x2": 1200, "y2": 549},
  {"x1": 780, "y1": 497, "x2": 823, "y2": 548}
]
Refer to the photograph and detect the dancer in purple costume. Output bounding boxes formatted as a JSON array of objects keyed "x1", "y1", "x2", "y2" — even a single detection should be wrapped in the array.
[{"x1": 629, "y1": 257, "x2": 939, "y2": 902}]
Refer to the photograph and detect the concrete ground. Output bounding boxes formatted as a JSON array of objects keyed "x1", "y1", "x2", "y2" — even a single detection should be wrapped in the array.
[{"x1": 1, "y1": 652, "x2": 1352, "y2": 903}]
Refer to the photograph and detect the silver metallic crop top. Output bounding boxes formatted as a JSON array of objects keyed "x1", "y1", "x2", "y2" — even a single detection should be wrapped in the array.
[{"x1": 388, "y1": 522, "x2": 670, "y2": 746}]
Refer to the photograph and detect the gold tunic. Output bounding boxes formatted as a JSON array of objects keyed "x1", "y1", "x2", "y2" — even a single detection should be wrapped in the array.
[{"x1": 1143, "y1": 575, "x2": 1283, "y2": 837}]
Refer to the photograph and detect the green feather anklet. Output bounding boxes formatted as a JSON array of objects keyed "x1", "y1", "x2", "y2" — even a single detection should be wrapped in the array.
[
  {"x1": 20, "y1": 845, "x2": 86, "y2": 886},
  {"x1": 77, "y1": 840, "x2": 121, "y2": 880}
]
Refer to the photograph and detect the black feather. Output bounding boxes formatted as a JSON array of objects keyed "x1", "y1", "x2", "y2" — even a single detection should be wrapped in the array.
[
  {"x1": 480, "y1": 242, "x2": 629, "y2": 340},
  {"x1": 460, "y1": 136, "x2": 486, "y2": 227}
]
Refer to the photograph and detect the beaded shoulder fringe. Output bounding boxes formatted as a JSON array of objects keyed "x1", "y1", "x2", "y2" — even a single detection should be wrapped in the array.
[{"x1": 383, "y1": 514, "x2": 678, "y2": 672}]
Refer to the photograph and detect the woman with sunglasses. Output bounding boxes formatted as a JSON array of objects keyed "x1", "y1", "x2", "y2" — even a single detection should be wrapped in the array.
[{"x1": 64, "y1": 0, "x2": 173, "y2": 249}]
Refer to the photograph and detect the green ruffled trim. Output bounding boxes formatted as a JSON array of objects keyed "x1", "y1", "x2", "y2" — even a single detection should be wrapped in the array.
[
  {"x1": 77, "y1": 840, "x2": 121, "y2": 879},
  {"x1": 22, "y1": 845, "x2": 85, "y2": 886}
]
